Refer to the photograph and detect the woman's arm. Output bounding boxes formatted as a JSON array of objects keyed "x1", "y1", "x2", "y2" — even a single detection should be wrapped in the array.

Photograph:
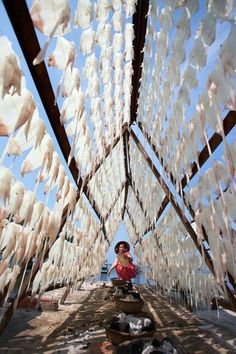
[
  {"x1": 108, "y1": 258, "x2": 118, "y2": 275},
  {"x1": 124, "y1": 252, "x2": 133, "y2": 261}
]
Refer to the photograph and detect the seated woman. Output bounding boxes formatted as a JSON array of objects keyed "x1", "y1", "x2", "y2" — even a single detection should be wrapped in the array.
[{"x1": 108, "y1": 241, "x2": 136, "y2": 281}]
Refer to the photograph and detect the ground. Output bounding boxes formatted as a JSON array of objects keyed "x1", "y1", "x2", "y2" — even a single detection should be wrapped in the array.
[{"x1": 0, "y1": 283, "x2": 235, "y2": 353}]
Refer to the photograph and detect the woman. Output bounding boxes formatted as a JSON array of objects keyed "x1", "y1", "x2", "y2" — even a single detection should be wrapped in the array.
[{"x1": 108, "y1": 241, "x2": 136, "y2": 281}]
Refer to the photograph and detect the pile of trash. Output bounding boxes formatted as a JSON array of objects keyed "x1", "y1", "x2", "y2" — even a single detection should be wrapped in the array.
[{"x1": 109, "y1": 312, "x2": 154, "y2": 334}]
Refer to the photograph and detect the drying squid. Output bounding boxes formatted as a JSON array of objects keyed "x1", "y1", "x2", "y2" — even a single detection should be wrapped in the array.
[
  {"x1": 60, "y1": 89, "x2": 83, "y2": 124},
  {"x1": 219, "y1": 24, "x2": 236, "y2": 77},
  {"x1": 84, "y1": 54, "x2": 97, "y2": 79},
  {"x1": 172, "y1": 35, "x2": 186, "y2": 64},
  {"x1": 8, "y1": 181, "x2": 25, "y2": 217},
  {"x1": 96, "y1": 23, "x2": 112, "y2": 50},
  {"x1": 0, "y1": 167, "x2": 13, "y2": 205},
  {"x1": 48, "y1": 211, "x2": 61, "y2": 248},
  {"x1": 176, "y1": 7, "x2": 191, "y2": 41},
  {"x1": 62, "y1": 67, "x2": 80, "y2": 97},
  {"x1": 0, "y1": 89, "x2": 35, "y2": 137},
  {"x1": 206, "y1": 64, "x2": 236, "y2": 110},
  {"x1": 20, "y1": 134, "x2": 53, "y2": 176},
  {"x1": 1, "y1": 53, "x2": 22, "y2": 99},
  {"x1": 207, "y1": 0, "x2": 233, "y2": 20},
  {"x1": 0, "y1": 36, "x2": 23, "y2": 98},
  {"x1": 182, "y1": 65, "x2": 198, "y2": 90},
  {"x1": 159, "y1": 6, "x2": 173, "y2": 31},
  {"x1": 86, "y1": 74, "x2": 100, "y2": 97},
  {"x1": 29, "y1": 201, "x2": 45, "y2": 228},
  {"x1": 95, "y1": 0, "x2": 111, "y2": 23},
  {"x1": 74, "y1": 0, "x2": 93, "y2": 29},
  {"x1": 31, "y1": 0, "x2": 71, "y2": 65},
  {"x1": 112, "y1": 0, "x2": 122, "y2": 11},
  {"x1": 124, "y1": 0, "x2": 137, "y2": 17},
  {"x1": 113, "y1": 33, "x2": 123, "y2": 53},
  {"x1": 48, "y1": 37, "x2": 75, "y2": 71},
  {"x1": 124, "y1": 23, "x2": 134, "y2": 61},
  {"x1": 6, "y1": 110, "x2": 46, "y2": 157},
  {"x1": 18, "y1": 190, "x2": 35, "y2": 226},
  {"x1": 112, "y1": 10, "x2": 123, "y2": 32},
  {"x1": 189, "y1": 38, "x2": 207, "y2": 69},
  {"x1": 196, "y1": 14, "x2": 216, "y2": 47},
  {"x1": 56, "y1": 165, "x2": 66, "y2": 194},
  {"x1": 80, "y1": 27, "x2": 95, "y2": 55},
  {"x1": 0, "y1": 268, "x2": 11, "y2": 294}
]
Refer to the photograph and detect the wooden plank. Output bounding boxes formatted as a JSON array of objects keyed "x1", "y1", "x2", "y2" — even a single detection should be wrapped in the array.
[
  {"x1": 122, "y1": 181, "x2": 129, "y2": 219},
  {"x1": 130, "y1": 128, "x2": 236, "y2": 310},
  {"x1": 130, "y1": 0, "x2": 150, "y2": 123}
]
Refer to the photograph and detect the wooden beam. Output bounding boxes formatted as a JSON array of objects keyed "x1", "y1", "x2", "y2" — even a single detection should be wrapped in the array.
[
  {"x1": 130, "y1": 128, "x2": 236, "y2": 310},
  {"x1": 130, "y1": 0, "x2": 150, "y2": 123},
  {"x1": 123, "y1": 130, "x2": 131, "y2": 183},
  {"x1": 122, "y1": 182, "x2": 129, "y2": 220}
]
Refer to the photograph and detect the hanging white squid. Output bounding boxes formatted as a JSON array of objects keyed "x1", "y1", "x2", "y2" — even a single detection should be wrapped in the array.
[
  {"x1": 31, "y1": 0, "x2": 71, "y2": 65},
  {"x1": 74, "y1": 0, "x2": 93, "y2": 29},
  {"x1": 95, "y1": 0, "x2": 111, "y2": 23},
  {"x1": 112, "y1": 10, "x2": 123, "y2": 32},
  {"x1": 80, "y1": 27, "x2": 95, "y2": 55},
  {"x1": 0, "y1": 89, "x2": 35, "y2": 138},
  {"x1": 0, "y1": 41, "x2": 23, "y2": 98}
]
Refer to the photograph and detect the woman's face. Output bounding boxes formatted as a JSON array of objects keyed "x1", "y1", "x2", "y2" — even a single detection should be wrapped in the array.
[{"x1": 118, "y1": 244, "x2": 126, "y2": 253}]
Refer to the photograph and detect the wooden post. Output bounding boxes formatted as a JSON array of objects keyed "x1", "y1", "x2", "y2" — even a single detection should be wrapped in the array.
[
  {"x1": 130, "y1": 128, "x2": 236, "y2": 310},
  {"x1": 60, "y1": 286, "x2": 70, "y2": 305}
]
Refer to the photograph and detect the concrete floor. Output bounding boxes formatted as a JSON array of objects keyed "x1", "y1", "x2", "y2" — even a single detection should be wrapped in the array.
[{"x1": 0, "y1": 283, "x2": 235, "y2": 353}]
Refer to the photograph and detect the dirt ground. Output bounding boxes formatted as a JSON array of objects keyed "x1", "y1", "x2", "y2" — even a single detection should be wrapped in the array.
[{"x1": 0, "y1": 283, "x2": 235, "y2": 353}]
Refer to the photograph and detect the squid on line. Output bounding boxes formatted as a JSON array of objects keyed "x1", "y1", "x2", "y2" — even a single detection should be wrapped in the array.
[
  {"x1": 0, "y1": 89, "x2": 35, "y2": 139},
  {"x1": 112, "y1": 10, "x2": 123, "y2": 32},
  {"x1": 31, "y1": 0, "x2": 71, "y2": 65},
  {"x1": 124, "y1": 0, "x2": 137, "y2": 18},
  {"x1": 48, "y1": 37, "x2": 76, "y2": 71},
  {"x1": 0, "y1": 36, "x2": 23, "y2": 98},
  {"x1": 74, "y1": 0, "x2": 93, "y2": 29},
  {"x1": 95, "y1": 0, "x2": 111, "y2": 23},
  {"x1": 207, "y1": 0, "x2": 234, "y2": 20},
  {"x1": 80, "y1": 27, "x2": 95, "y2": 55}
]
